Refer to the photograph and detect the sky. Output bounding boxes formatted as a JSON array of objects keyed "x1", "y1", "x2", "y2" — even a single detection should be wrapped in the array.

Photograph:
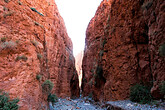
[{"x1": 55, "y1": 0, "x2": 103, "y2": 56}]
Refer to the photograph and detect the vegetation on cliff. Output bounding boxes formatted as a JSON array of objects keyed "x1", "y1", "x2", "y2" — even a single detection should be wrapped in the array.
[{"x1": 0, "y1": 91, "x2": 19, "y2": 110}]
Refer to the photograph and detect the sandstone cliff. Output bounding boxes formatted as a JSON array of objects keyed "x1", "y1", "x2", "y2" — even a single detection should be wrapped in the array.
[
  {"x1": 82, "y1": 0, "x2": 165, "y2": 101},
  {"x1": 0, "y1": 0, "x2": 79, "y2": 109}
]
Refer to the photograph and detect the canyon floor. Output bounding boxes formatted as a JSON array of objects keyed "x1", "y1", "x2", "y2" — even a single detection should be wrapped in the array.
[
  {"x1": 50, "y1": 97, "x2": 105, "y2": 110},
  {"x1": 50, "y1": 97, "x2": 165, "y2": 110}
]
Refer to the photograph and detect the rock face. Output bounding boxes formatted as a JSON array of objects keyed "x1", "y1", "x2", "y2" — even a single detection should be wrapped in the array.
[
  {"x1": 75, "y1": 51, "x2": 83, "y2": 87},
  {"x1": 0, "y1": 0, "x2": 79, "y2": 109},
  {"x1": 82, "y1": 0, "x2": 165, "y2": 101}
]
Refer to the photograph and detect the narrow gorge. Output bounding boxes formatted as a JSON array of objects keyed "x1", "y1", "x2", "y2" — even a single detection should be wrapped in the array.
[{"x1": 0, "y1": 0, "x2": 164, "y2": 110}]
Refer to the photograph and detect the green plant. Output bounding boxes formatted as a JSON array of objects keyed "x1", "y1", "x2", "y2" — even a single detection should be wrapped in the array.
[
  {"x1": 0, "y1": 92, "x2": 19, "y2": 110},
  {"x1": 47, "y1": 93, "x2": 58, "y2": 103},
  {"x1": 42, "y1": 80, "x2": 54, "y2": 94},
  {"x1": 3, "y1": 11, "x2": 15, "y2": 18},
  {"x1": 159, "y1": 81, "x2": 165, "y2": 96},
  {"x1": 30, "y1": 8, "x2": 37, "y2": 12},
  {"x1": 0, "y1": 41, "x2": 17, "y2": 50},
  {"x1": 159, "y1": 43, "x2": 165, "y2": 57},
  {"x1": 130, "y1": 84, "x2": 152, "y2": 104},
  {"x1": 15, "y1": 55, "x2": 28, "y2": 62},
  {"x1": 3, "y1": 7, "x2": 8, "y2": 11},
  {"x1": 37, "y1": 53, "x2": 42, "y2": 60},
  {"x1": 30, "y1": 7, "x2": 44, "y2": 16},
  {"x1": 1, "y1": 37, "x2": 6, "y2": 42},
  {"x1": 36, "y1": 74, "x2": 42, "y2": 81},
  {"x1": 4, "y1": 0, "x2": 9, "y2": 3},
  {"x1": 15, "y1": 40, "x2": 19, "y2": 44}
]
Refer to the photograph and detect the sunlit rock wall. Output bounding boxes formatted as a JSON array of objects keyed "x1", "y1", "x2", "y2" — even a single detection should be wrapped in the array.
[
  {"x1": 82, "y1": 0, "x2": 165, "y2": 101},
  {"x1": 0, "y1": 0, "x2": 79, "y2": 109}
]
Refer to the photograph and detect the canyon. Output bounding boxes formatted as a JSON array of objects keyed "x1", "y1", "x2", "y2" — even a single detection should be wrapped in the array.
[
  {"x1": 0, "y1": 0, "x2": 164, "y2": 109},
  {"x1": 0, "y1": 0, "x2": 79, "y2": 109},
  {"x1": 82, "y1": 0, "x2": 165, "y2": 101}
]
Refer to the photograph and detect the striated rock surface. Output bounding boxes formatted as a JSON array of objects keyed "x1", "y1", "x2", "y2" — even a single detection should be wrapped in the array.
[
  {"x1": 82, "y1": 0, "x2": 165, "y2": 101},
  {"x1": 0, "y1": 0, "x2": 79, "y2": 109},
  {"x1": 75, "y1": 51, "x2": 83, "y2": 87}
]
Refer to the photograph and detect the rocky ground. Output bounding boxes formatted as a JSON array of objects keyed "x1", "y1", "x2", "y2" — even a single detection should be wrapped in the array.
[
  {"x1": 50, "y1": 97, "x2": 165, "y2": 110},
  {"x1": 105, "y1": 100, "x2": 165, "y2": 110},
  {"x1": 50, "y1": 97, "x2": 105, "y2": 110}
]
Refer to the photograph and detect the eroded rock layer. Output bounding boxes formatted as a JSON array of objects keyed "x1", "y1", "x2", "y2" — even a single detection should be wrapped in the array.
[
  {"x1": 0, "y1": 0, "x2": 79, "y2": 109},
  {"x1": 82, "y1": 0, "x2": 165, "y2": 101}
]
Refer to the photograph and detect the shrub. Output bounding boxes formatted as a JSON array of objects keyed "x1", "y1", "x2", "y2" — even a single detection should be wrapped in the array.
[
  {"x1": 3, "y1": 11, "x2": 15, "y2": 18},
  {"x1": 47, "y1": 93, "x2": 58, "y2": 103},
  {"x1": 30, "y1": 7, "x2": 44, "y2": 16},
  {"x1": 0, "y1": 92, "x2": 19, "y2": 110},
  {"x1": 159, "y1": 43, "x2": 165, "y2": 57},
  {"x1": 1, "y1": 37, "x2": 6, "y2": 42},
  {"x1": 159, "y1": 81, "x2": 165, "y2": 95},
  {"x1": 4, "y1": 0, "x2": 9, "y2": 3},
  {"x1": 3, "y1": 7, "x2": 8, "y2": 11},
  {"x1": 36, "y1": 74, "x2": 42, "y2": 81},
  {"x1": 0, "y1": 41, "x2": 16, "y2": 50},
  {"x1": 15, "y1": 55, "x2": 28, "y2": 62},
  {"x1": 37, "y1": 53, "x2": 42, "y2": 60},
  {"x1": 42, "y1": 80, "x2": 54, "y2": 94},
  {"x1": 130, "y1": 84, "x2": 152, "y2": 104},
  {"x1": 15, "y1": 40, "x2": 19, "y2": 44}
]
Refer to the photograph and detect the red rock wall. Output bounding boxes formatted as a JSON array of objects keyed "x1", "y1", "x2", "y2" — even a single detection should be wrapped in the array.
[
  {"x1": 82, "y1": 0, "x2": 165, "y2": 101},
  {"x1": 0, "y1": 0, "x2": 79, "y2": 109}
]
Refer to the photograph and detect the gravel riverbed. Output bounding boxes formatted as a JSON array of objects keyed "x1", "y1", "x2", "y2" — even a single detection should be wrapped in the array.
[
  {"x1": 50, "y1": 97, "x2": 105, "y2": 110},
  {"x1": 50, "y1": 97, "x2": 165, "y2": 110},
  {"x1": 106, "y1": 100, "x2": 165, "y2": 110}
]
